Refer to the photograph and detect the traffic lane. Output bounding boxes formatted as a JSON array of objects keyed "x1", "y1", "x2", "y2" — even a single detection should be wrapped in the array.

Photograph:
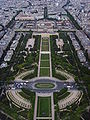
[{"x1": 10, "y1": 81, "x2": 77, "y2": 92}]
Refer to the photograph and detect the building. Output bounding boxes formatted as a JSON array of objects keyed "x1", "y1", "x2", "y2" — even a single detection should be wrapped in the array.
[
  {"x1": 56, "y1": 39, "x2": 64, "y2": 51},
  {"x1": 25, "y1": 38, "x2": 35, "y2": 51},
  {"x1": 0, "y1": 48, "x2": 3, "y2": 58},
  {"x1": 15, "y1": 12, "x2": 35, "y2": 21},
  {"x1": 4, "y1": 50, "x2": 13, "y2": 62},
  {"x1": 88, "y1": 49, "x2": 90, "y2": 60},
  {"x1": 76, "y1": 30, "x2": 90, "y2": 50},
  {"x1": 72, "y1": 40, "x2": 80, "y2": 51},
  {"x1": 77, "y1": 50, "x2": 86, "y2": 63}
]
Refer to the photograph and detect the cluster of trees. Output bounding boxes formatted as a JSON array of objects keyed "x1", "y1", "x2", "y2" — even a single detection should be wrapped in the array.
[{"x1": 66, "y1": 10, "x2": 82, "y2": 30}]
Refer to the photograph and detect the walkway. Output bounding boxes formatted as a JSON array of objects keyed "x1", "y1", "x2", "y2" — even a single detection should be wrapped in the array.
[
  {"x1": 18, "y1": 77, "x2": 76, "y2": 93},
  {"x1": 15, "y1": 70, "x2": 34, "y2": 81},
  {"x1": 55, "y1": 69, "x2": 75, "y2": 82},
  {"x1": 58, "y1": 90, "x2": 83, "y2": 110},
  {"x1": 38, "y1": 34, "x2": 52, "y2": 77},
  {"x1": 34, "y1": 33, "x2": 54, "y2": 120},
  {"x1": 34, "y1": 93, "x2": 54, "y2": 120},
  {"x1": 6, "y1": 90, "x2": 31, "y2": 109}
]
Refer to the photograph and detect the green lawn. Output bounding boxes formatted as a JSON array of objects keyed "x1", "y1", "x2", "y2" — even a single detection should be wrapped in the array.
[
  {"x1": 66, "y1": 10, "x2": 82, "y2": 30},
  {"x1": 41, "y1": 54, "x2": 49, "y2": 60},
  {"x1": 40, "y1": 68, "x2": 50, "y2": 77},
  {"x1": 58, "y1": 88, "x2": 68, "y2": 96},
  {"x1": 37, "y1": 97, "x2": 51, "y2": 117},
  {"x1": 0, "y1": 97, "x2": 30, "y2": 120},
  {"x1": 35, "y1": 83, "x2": 55, "y2": 89},
  {"x1": 19, "y1": 91, "x2": 31, "y2": 100},
  {"x1": 58, "y1": 92, "x2": 70, "y2": 100},
  {"x1": 42, "y1": 45, "x2": 49, "y2": 51},
  {"x1": 42, "y1": 39, "x2": 49, "y2": 42},
  {"x1": 40, "y1": 60, "x2": 50, "y2": 67},
  {"x1": 54, "y1": 72, "x2": 67, "y2": 80},
  {"x1": 42, "y1": 41, "x2": 49, "y2": 45},
  {"x1": 41, "y1": 38, "x2": 49, "y2": 51}
]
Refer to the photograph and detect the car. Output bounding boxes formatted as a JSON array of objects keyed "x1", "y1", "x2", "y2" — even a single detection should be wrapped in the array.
[
  {"x1": 26, "y1": 81, "x2": 29, "y2": 83},
  {"x1": 11, "y1": 87, "x2": 15, "y2": 90},
  {"x1": 67, "y1": 86, "x2": 71, "y2": 88},
  {"x1": 20, "y1": 83, "x2": 24, "y2": 85},
  {"x1": 19, "y1": 86, "x2": 23, "y2": 88},
  {"x1": 24, "y1": 83, "x2": 27, "y2": 85},
  {"x1": 64, "y1": 83, "x2": 66, "y2": 85}
]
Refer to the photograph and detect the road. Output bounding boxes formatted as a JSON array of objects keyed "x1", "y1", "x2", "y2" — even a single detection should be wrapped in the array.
[{"x1": 13, "y1": 78, "x2": 76, "y2": 93}]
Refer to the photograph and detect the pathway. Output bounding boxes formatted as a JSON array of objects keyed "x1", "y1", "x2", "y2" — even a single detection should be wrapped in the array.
[
  {"x1": 58, "y1": 90, "x2": 83, "y2": 109},
  {"x1": 34, "y1": 33, "x2": 54, "y2": 120},
  {"x1": 6, "y1": 90, "x2": 31, "y2": 109},
  {"x1": 38, "y1": 34, "x2": 52, "y2": 77}
]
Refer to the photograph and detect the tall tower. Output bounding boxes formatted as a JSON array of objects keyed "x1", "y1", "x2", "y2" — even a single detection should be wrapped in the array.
[
  {"x1": 45, "y1": 0, "x2": 47, "y2": 7},
  {"x1": 44, "y1": 0, "x2": 48, "y2": 19}
]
